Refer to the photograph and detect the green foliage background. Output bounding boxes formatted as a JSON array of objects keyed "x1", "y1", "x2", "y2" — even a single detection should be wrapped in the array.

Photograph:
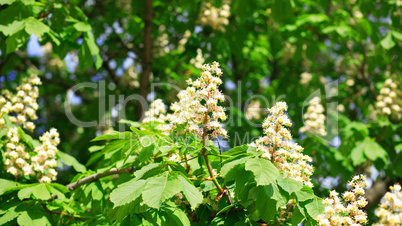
[{"x1": 0, "y1": 0, "x2": 401, "y2": 225}]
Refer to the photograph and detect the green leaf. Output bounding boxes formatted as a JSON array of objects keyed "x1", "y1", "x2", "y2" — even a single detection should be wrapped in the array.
[
  {"x1": 163, "y1": 206, "x2": 191, "y2": 226},
  {"x1": 0, "y1": 179, "x2": 20, "y2": 196},
  {"x1": 335, "y1": 25, "x2": 351, "y2": 37},
  {"x1": 140, "y1": 135, "x2": 156, "y2": 147},
  {"x1": 351, "y1": 141, "x2": 365, "y2": 166},
  {"x1": 362, "y1": 137, "x2": 388, "y2": 163},
  {"x1": 392, "y1": 30, "x2": 402, "y2": 41},
  {"x1": 351, "y1": 137, "x2": 388, "y2": 165},
  {"x1": 0, "y1": 20, "x2": 25, "y2": 36},
  {"x1": 245, "y1": 158, "x2": 280, "y2": 186},
  {"x1": 292, "y1": 205, "x2": 306, "y2": 226},
  {"x1": 0, "y1": 0, "x2": 16, "y2": 5},
  {"x1": 6, "y1": 29, "x2": 29, "y2": 54},
  {"x1": 78, "y1": 40, "x2": 93, "y2": 70},
  {"x1": 24, "y1": 17, "x2": 50, "y2": 38},
  {"x1": 57, "y1": 151, "x2": 87, "y2": 173},
  {"x1": 272, "y1": 0, "x2": 294, "y2": 24},
  {"x1": 88, "y1": 145, "x2": 104, "y2": 153},
  {"x1": 134, "y1": 163, "x2": 162, "y2": 179},
  {"x1": 225, "y1": 144, "x2": 248, "y2": 156},
  {"x1": 91, "y1": 131, "x2": 133, "y2": 141},
  {"x1": 177, "y1": 175, "x2": 203, "y2": 209},
  {"x1": 139, "y1": 144, "x2": 154, "y2": 163},
  {"x1": 277, "y1": 177, "x2": 303, "y2": 195},
  {"x1": 31, "y1": 184, "x2": 51, "y2": 200},
  {"x1": 304, "y1": 197, "x2": 325, "y2": 219},
  {"x1": 159, "y1": 145, "x2": 175, "y2": 155},
  {"x1": 21, "y1": 0, "x2": 35, "y2": 5},
  {"x1": 0, "y1": 205, "x2": 19, "y2": 225},
  {"x1": 17, "y1": 127, "x2": 35, "y2": 149},
  {"x1": 84, "y1": 31, "x2": 99, "y2": 55},
  {"x1": 142, "y1": 173, "x2": 181, "y2": 209},
  {"x1": 380, "y1": 32, "x2": 395, "y2": 50},
  {"x1": 18, "y1": 186, "x2": 34, "y2": 200},
  {"x1": 74, "y1": 22, "x2": 91, "y2": 32},
  {"x1": 17, "y1": 206, "x2": 50, "y2": 226},
  {"x1": 294, "y1": 190, "x2": 315, "y2": 202},
  {"x1": 221, "y1": 155, "x2": 251, "y2": 178},
  {"x1": 47, "y1": 183, "x2": 69, "y2": 197},
  {"x1": 119, "y1": 119, "x2": 142, "y2": 128},
  {"x1": 110, "y1": 179, "x2": 146, "y2": 207}
]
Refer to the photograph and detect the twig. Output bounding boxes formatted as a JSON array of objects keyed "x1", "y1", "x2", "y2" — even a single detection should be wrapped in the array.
[
  {"x1": 41, "y1": 203, "x2": 86, "y2": 222},
  {"x1": 48, "y1": 166, "x2": 135, "y2": 201},
  {"x1": 217, "y1": 138, "x2": 232, "y2": 205},
  {"x1": 66, "y1": 166, "x2": 135, "y2": 191}
]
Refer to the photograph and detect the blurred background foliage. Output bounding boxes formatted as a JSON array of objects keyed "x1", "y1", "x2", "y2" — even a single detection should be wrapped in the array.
[{"x1": 0, "y1": 0, "x2": 401, "y2": 221}]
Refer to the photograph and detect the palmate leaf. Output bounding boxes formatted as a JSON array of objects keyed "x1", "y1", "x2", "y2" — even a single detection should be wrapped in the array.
[
  {"x1": 163, "y1": 206, "x2": 191, "y2": 226},
  {"x1": 0, "y1": 179, "x2": 20, "y2": 196},
  {"x1": 110, "y1": 179, "x2": 147, "y2": 207},
  {"x1": 177, "y1": 175, "x2": 203, "y2": 209},
  {"x1": 17, "y1": 206, "x2": 51, "y2": 226},
  {"x1": 24, "y1": 17, "x2": 50, "y2": 38},
  {"x1": 304, "y1": 197, "x2": 325, "y2": 219},
  {"x1": 142, "y1": 173, "x2": 181, "y2": 209},
  {"x1": 276, "y1": 177, "x2": 303, "y2": 195},
  {"x1": 57, "y1": 151, "x2": 87, "y2": 173},
  {"x1": 245, "y1": 158, "x2": 280, "y2": 186},
  {"x1": 221, "y1": 155, "x2": 251, "y2": 178},
  {"x1": 18, "y1": 184, "x2": 51, "y2": 200},
  {"x1": 0, "y1": 204, "x2": 19, "y2": 225}
]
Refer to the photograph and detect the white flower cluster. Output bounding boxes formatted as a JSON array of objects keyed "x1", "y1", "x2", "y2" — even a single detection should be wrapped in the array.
[
  {"x1": 155, "y1": 25, "x2": 170, "y2": 56},
  {"x1": 300, "y1": 72, "x2": 313, "y2": 85},
  {"x1": 374, "y1": 183, "x2": 402, "y2": 226},
  {"x1": 0, "y1": 74, "x2": 41, "y2": 131},
  {"x1": 198, "y1": 1, "x2": 230, "y2": 32},
  {"x1": 245, "y1": 100, "x2": 263, "y2": 120},
  {"x1": 4, "y1": 128, "x2": 60, "y2": 183},
  {"x1": 248, "y1": 102, "x2": 314, "y2": 187},
  {"x1": 177, "y1": 30, "x2": 192, "y2": 52},
  {"x1": 158, "y1": 62, "x2": 227, "y2": 138},
  {"x1": 190, "y1": 48, "x2": 205, "y2": 69},
  {"x1": 300, "y1": 97, "x2": 327, "y2": 136},
  {"x1": 142, "y1": 99, "x2": 167, "y2": 124},
  {"x1": 317, "y1": 175, "x2": 368, "y2": 226},
  {"x1": 376, "y1": 78, "x2": 402, "y2": 120}
]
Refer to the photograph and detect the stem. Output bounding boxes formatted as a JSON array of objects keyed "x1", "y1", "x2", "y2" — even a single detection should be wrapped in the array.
[
  {"x1": 271, "y1": 120, "x2": 280, "y2": 163},
  {"x1": 217, "y1": 138, "x2": 232, "y2": 205},
  {"x1": 188, "y1": 177, "x2": 211, "y2": 181},
  {"x1": 183, "y1": 133, "x2": 190, "y2": 173},
  {"x1": 201, "y1": 111, "x2": 223, "y2": 193},
  {"x1": 204, "y1": 154, "x2": 223, "y2": 192},
  {"x1": 41, "y1": 203, "x2": 86, "y2": 222}
]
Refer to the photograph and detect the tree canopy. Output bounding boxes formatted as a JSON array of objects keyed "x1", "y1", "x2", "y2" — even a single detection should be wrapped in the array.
[{"x1": 0, "y1": 0, "x2": 401, "y2": 225}]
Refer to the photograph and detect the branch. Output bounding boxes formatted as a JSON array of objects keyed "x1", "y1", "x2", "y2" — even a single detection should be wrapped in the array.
[
  {"x1": 102, "y1": 58, "x2": 119, "y2": 85},
  {"x1": 66, "y1": 166, "x2": 135, "y2": 191},
  {"x1": 0, "y1": 53, "x2": 13, "y2": 74},
  {"x1": 359, "y1": 43, "x2": 377, "y2": 100},
  {"x1": 137, "y1": 0, "x2": 153, "y2": 119},
  {"x1": 42, "y1": 78, "x2": 90, "y2": 104},
  {"x1": 365, "y1": 177, "x2": 391, "y2": 209},
  {"x1": 48, "y1": 166, "x2": 135, "y2": 202}
]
